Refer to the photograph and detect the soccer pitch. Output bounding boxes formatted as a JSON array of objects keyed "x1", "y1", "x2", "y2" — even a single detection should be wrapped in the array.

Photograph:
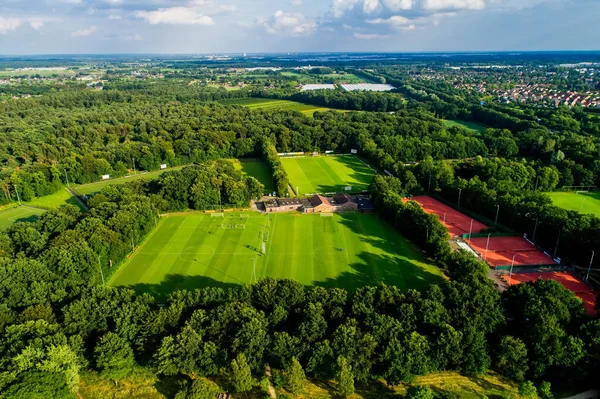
[
  {"x1": 109, "y1": 212, "x2": 444, "y2": 299},
  {"x1": 281, "y1": 155, "x2": 375, "y2": 195},
  {"x1": 548, "y1": 191, "x2": 600, "y2": 217},
  {"x1": 0, "y1": 205, "x2": 45, "y2": 229}
]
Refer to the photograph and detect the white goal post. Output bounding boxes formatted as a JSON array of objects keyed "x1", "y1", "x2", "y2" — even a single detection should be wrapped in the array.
[{"x1": 211, "y1": 212, "x2": 225, "y2": 217}]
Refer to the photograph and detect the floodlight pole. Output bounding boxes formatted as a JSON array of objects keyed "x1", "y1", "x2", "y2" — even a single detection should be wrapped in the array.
[
  {"x1": 458, "y1": 188, "x2": 462, "y2": 208},
  {"x1": 13, "y1": 184, "x2": 21, "y2": 205},
  {"x1": 553, "y1": 229, "x2": 561, "y2": 258},
  {"x1": 443, "y1": 213, "x2": 446, "y2": 224},
  {"x1": 428, "y1": 173, "x2": 432, "y2": 192},
  {"x1": 532, "y1": 218, "x2": 539, "y2": 243},
  {"x1": 98, "y1": 256, "x2": 105, "y2": 286},
  {"x1": 484, "y1": 233, "x2": 491, "y2": 261},
  {"x1": 535, "y1": 176, "x2": 540, "y2": 191},
  {"x1": 509, "y1": 253, "x2": 517, "y2": 280},
  {"x1": 63, "y1": 168, "x2": 70, "y2": 188},
  {"x1": 494, "y1": 205, "x2": 500, "y2": 226},
  {"x1": 426, "y1": 226, "x2": 429, "y2": 241},
  {"x1": 586, "y1": 250, "x2": 595, "y2": 281},
  {"x1": 468, "y1": 219, "x2": 474, "y2": 242},
  {"x1": 580, "y1": 198, "x2": 585, "y2": 213},
  {"x1": 132, "y1": 158, "x2": 136, "y2": 175}
]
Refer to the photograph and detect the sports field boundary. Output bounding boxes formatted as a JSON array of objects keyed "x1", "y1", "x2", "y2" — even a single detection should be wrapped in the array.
[{"x1": 106, "y1": 216, "x2": 168, "y2": 286}]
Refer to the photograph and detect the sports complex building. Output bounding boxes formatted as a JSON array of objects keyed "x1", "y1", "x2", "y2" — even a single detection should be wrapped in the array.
[
  {"x1": 409, "y1": 195, "x2": 597, "y2": 315},
  {"x1": 262, "y1": 193, "x2": 367, "y2": 214}
]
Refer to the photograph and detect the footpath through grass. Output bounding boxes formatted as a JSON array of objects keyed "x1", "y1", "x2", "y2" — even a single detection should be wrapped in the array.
[
  {"x1": 281, "y1": 155, "x2": 375, "y2": 195},
  {"x1": 110, "y1": 212, "x2": 443, "y2": 300},
  {"x1": 548, "y1": 191, "x2": 600, "y2": 218},
  {"x1": 219, "y1": 98, "x2": 344, "y2": 116}
]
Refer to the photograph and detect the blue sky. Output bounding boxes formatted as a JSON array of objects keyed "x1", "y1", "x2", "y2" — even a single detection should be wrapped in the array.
[{"x1": 0, "y1": 0, "x2": 597, "y2": 54}]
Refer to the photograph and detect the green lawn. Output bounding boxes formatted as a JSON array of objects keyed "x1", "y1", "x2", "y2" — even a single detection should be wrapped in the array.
[
  {"x1": 548, "y1": 191, "x2": 600, "y2": 217},
  {"x1": 231, "y1": 159, "x2": 275, "y2": 193},
  {"x1": 109, "y1": 212, "x2": 444, "y2": 300},
  {"x1": 0, "y1": 206, "x2": 45, "y2": 229},
  {"x1": 443, "y1": 119, "x2": 487, "y2": 133},
  {"x1": 281, "y1": 155, "x2": 375, "y2": 195},
  {"x1": 24, "y1": 189, "x2": 85, "y2": 211},
  {"x1": 218, "y1": 98, "x2": 343, "y2": 116}
]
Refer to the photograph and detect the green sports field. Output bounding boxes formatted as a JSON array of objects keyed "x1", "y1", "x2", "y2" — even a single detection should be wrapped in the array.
[
  {"x1": 443, "y1": 119, "x2": 487, "y2": 133},
  {"x1": 281, "y1": 155, "x2": 375, "y2": 195},
  {"x1": 218, "y1": 98, "x2": 343, "y2": 117},
  {"x1": 109, "y1": 212, "x2": 443, "y2": 299},
  {"x1": 0, "y1": 206, "x2": 45, "y2": 229},
  {"x1": 548, "y1": 191, "x2": 600, "y2": 217}
]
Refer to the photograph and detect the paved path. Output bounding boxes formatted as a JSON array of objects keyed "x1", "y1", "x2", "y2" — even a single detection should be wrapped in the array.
[
  {"x1": 67, "y1": 188, "x2": 90, "y2": 212},
  {"x1": 563, "y1": 390, "x2": 599, "y2": 399}
]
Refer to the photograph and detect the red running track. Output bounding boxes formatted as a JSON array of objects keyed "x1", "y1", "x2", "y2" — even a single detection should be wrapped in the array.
[
  {"x1": 505, "y1": 271, "x2": 597, "y2": 316},
  {"x1": 409, "y1": 196, "x2": 487, "y2": 238},
  {"x1": 468, "y1": 236, "x2": 557, "y2": 267}
]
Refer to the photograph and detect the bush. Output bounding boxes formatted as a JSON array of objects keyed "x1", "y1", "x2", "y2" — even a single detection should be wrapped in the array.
[
  {"x1": 518, "y1": 381, "x2": 537, "y2": 398},
  {"x1": 405, "y1": 386, "x2": 434, "y2": 399}
]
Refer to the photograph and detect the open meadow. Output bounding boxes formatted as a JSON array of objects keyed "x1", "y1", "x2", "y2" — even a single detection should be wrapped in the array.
[
  {"x1": 109, "y1": 212, "x2": 444, "y2": 300},
  {"x1": 0, "y1": 205, "x2": 45, "y2": 229},
  {"x1": 281, "y1": 155, "x2": 375, "y2": 195},
  {"x1": 548, "y1": 191, "x2": 600, "y2": 217},
  {"x1": 443, "y1": 119, "x2": 487, "y2": 133},
  {"x1": 219, "y1": 98, "x2": 344, "y2": 116}
]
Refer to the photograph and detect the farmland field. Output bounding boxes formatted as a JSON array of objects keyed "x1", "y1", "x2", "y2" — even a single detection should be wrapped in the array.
[
  {"x1": 218, "y1": 98, "x2": 344, "y2": 116},
  {"x1": 548, "y1": 191, "x2": 600, "y2": 217},
  {"x1": 443, "y1": 119, "x2": 487, "y2": 133},
  {"x1": 109, "y1": 212, "x2": 444, "y2": 300},
  {"x1": 281, "y1": 155, "x2": 375, "y2": 195},
  {"x1": 0, "y1": 206, "x2": 45, "y2": 229}
]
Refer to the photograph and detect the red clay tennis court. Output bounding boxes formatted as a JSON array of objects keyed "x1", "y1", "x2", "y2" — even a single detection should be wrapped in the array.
[
  {"x1": 504, "y1": 271, "x2": 597, "y2": 316},
  {"x1": 409, "y1": 196, "x2": 487, "y2": 237},
  {"x1": 468, "y1": 236, "x2": 557, "y2": 268}
]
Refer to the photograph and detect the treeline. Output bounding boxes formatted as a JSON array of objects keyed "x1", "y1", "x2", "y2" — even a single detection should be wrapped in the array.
[
  {"x1": 261, "y1": 142, "x2": 290, "y2": 196},
  {"x1": 90, "y1": 161, "x2": 264, "y2": 212}
]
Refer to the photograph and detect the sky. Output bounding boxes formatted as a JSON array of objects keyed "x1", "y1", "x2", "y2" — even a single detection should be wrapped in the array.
[{"x1": 0, "y1": 0, "x2": 597, "y2": 54}]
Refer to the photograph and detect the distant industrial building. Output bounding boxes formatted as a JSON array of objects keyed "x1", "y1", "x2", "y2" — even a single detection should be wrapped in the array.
[
  {"x1": 341, "y1": 83, "x2": 395, "y2": 92},
  {"x1": 301, "y1": 84, "x2": 336, "y2": 91}
]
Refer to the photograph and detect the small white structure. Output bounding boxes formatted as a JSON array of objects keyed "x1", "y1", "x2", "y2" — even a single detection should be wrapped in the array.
[
  {"x1": 301, "y1": 84, "x2": 336, "y2": 91},
  {"x1": 341, "y1": 83, "x2": 395, "y2": 92},
  {"x1": 160, "y1": 164, "x2": 167, "y2": 170},
  {"x1": 101, "y1": 174, "x2": 110, "y2": 180}
]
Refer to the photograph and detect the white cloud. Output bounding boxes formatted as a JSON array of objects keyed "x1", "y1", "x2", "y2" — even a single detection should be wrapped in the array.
[
  {"x1": 56, "y1": 0, "x2": 83, "y2": 4},
  {"x1": 354, "y1": 32, "x2": 389, "y2": 39},
  {"x1": 363, "y1": 0, "x2": 380, "y2": 13},
  {"x1": 28, "y1": 17, "x2": 59, "y2": 30},
  {"x1": 108, "y1": 14, "x2": 122, "y2": 20},
  {"x1": 71, "y1": 26, "x2": 98, "y2": 37},
  {"x1": 292, "y1": 0, "x2": 303, "y2": 5},
  {"x1": 368, "y1": 15, "x2": 411, "y2": 25},
  {"x1": 135, "y1": 7, "x2": 215, "y2": 25},
  {"x1": 126, "y1": 34, "x2": 143, "y2": 41},
  {"x1": 423, "y1": 0, "x2": 485, "y2": 10},
  {"x1": 0, "y1": 17, "x2": 22, "y2": 34},
  {"x1": 262, "y1": 10, "x2": 317, "y2": 36},
  {"x1": 382, "y1": 0, "x2": 414, "y2": 11}
]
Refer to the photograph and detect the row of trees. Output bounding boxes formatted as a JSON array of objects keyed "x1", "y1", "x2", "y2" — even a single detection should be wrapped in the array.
[{"x1": 262, "y1": 142, "x2": 291, "y2": 197}]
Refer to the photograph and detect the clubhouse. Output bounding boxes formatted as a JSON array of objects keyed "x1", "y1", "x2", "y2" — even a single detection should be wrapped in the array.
[{"x1": 263, "y1": 193, "x2": 363, "y2": 213}]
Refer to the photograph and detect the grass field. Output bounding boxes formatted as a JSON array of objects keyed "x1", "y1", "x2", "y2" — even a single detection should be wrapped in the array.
[
  {"x1": 443, "y1": 119, "x2": 487, "y2": 133},
  {"x1": 281, "y1": 155, "x2": 375, "y2": 195},
  {"x1": 231, "y1": 159, "x2": 275, "y2": 193},
  {"x1": 218, "y1": 98, "x2": 344, "y2": 116},
  {"x1": 110, "y1": 212, "x2": 443, "y2": 300},
  {"x1": 0, "y1": 206, "x2": 45, "y2": 229},
  {"x1": 80, "y1": 370, "x2": 523, "y2": 399},
  {"x1": 548, "y1": 191, "x2": 600, "y2": 217},
  {"x1": 24, "y1": 189, "x2": 85, "y2": 211},
  {"x1": 0, "y1": 68, "x2": 76, "y2": 77}
]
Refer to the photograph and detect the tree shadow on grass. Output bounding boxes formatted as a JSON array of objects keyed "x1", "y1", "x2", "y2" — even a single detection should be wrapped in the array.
[
  {"x1": 313, "y1": 212, "x2": 445, "y2": 292},
  {"x1": 124, "y1": 274, "x2": 241, "y2": 303}
]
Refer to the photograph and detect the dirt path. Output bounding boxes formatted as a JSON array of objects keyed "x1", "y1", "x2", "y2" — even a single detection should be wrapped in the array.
[{"x1": 265, "y1": 364, "x2": 277, "y2": 399}]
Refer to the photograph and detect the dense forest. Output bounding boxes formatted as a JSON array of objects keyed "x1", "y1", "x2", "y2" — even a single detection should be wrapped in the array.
[{"x1": 1, "y1": 79, "x2": 600, "y2": 397}]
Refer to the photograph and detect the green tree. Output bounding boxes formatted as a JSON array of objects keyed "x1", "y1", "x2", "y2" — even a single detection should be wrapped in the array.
[
  {"x1": 495, "y1": 336, "x2": 528, "y2": 382},
  {"x1": 231, "y1": 353, "x2": 254, "y2": 395},
  {"x1": 406, "y1": 386, "x2": 434, "y2": 399},
  {"x1": 518, "y1": 381, "x2": 537, "y2": 398},
  {"x1": 538, "y1": 381, "x2": 553, "y2": 399},
  {"x1": 285, "y1": 357, "x2": 306, "y2": 395},
  {"x1": 337, "y1": 356, "x2": 354, "y2": 398},
  {"x1": 94, "y1": 332, "x2": 135, "y2": 381}
]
